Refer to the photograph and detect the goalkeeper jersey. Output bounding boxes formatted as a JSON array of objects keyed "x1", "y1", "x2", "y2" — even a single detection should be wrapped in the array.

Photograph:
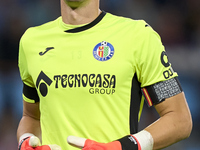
[{"x1": 18, "y1": 11, "x2": 178, "y2": 150}]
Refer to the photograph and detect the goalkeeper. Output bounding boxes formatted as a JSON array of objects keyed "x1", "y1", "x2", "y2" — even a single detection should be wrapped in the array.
[{"x1": 17, "y1": 0, "x2": 192, "y2": 150}]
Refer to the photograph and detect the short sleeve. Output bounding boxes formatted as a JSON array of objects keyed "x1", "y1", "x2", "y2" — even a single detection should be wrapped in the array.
[
  {"x1": 135, "y1": 22, "x2": 178, "y2": 87},
  {"x1": 18, "y1": 34, "x2": 38, "y2": 103}
]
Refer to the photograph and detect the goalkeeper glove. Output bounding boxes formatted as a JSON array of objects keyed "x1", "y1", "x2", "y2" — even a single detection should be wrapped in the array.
[
  {"x1": 18, "y1": 134, "x2": 61, "y2": 150},
  {"x1": 67, "y1": 135, "x2": 140, "y2": 150}
]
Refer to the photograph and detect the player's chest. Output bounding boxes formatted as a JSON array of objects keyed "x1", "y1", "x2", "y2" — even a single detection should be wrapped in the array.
[
  {"x1": 29, "y1": 37, "x2": 136, "y2": 76},
  {"x1": 28, "y1": 37, "x2": 137, "y2": 97}
]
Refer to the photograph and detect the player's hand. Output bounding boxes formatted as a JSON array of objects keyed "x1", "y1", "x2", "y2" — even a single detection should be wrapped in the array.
[
  {"x1": 18, "y1": 135, "x2": 61, "y2": 150},
  {"x1": 67, "y1": 136, "x2": 122, "y2": 150}
]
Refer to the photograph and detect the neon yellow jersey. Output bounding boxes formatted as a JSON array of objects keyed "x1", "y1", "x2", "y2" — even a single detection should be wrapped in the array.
[{"x1": 18, "y1": 12, "x2": 178, "y2": 150}]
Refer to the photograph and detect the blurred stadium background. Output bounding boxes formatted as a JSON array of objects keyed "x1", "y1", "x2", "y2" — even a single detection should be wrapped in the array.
[{"x1": 0, "y1": 0, "x2": 199, "y2": 149}]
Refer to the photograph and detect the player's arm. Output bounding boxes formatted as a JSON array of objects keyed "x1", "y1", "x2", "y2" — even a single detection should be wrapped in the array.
[
  {"x1": 17, "y1": 100, "x2": 41, "y2": 142},
  {"x1": 145, "y1": 92, "x2": 192, "y2": 150},
  {"x1": 67, "y1": 92, "x2": 192, "y2": 150},
  {"x1": 17, "y1": 100, "x2": 61, "y2": 150}
]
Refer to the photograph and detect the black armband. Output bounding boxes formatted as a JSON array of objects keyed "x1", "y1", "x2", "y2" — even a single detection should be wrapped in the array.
[
  {"x1": 142, "y1": 77, "x2": 183, "y2": 107},
  {"x1": 23, "y1": 83, "x2": 40, "y2": 103},
  {"x1": 118, "y1": 135, "x2": 139, "y2": 150}
]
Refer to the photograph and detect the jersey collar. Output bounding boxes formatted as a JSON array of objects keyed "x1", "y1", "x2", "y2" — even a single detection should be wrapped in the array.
[{"x1": 65, "y1": 11, "x2": 106, "y2": 33}]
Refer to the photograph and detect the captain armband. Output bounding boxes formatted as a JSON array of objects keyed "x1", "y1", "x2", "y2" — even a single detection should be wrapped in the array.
[{"x1": 142, "y1": 77, "x2": 183, "y2": 107}]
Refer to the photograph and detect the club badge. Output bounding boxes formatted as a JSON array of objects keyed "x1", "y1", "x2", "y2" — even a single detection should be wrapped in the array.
[{"x1": 93, "y1": 41, "x2": 114, "y2": 61}]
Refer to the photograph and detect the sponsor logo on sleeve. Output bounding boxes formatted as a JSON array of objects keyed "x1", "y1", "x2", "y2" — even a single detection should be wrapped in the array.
[{"x1": 161, "y1": 51, "x2": 174, "y2": 79}]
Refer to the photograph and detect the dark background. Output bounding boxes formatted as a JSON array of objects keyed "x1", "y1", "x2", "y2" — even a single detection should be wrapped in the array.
[{"x1": 0, "y1": 0, "x2": 199, "y2": 149}]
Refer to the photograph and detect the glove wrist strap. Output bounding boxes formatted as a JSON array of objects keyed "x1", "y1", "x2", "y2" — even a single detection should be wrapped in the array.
[
  {"x1": 18, "y1": 133, "x2": 35, "y2": 150},
  {"x1": 118, "y1": 130, "x2": 154, "y2": 150},
  {"x1": 118, "y1": 135, "x2": 140, "y2": 150},
  {"x1": 18, "y1": 137, "x2": 30, "y2": 150},
  {"x1": 19, "y1": 133, "x2": 34, "y2": 143}
]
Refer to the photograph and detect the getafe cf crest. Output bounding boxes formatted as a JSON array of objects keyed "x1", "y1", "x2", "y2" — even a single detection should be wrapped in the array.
[{"x1": 93, "y1": 41, "x2": 114, "y2": 61}]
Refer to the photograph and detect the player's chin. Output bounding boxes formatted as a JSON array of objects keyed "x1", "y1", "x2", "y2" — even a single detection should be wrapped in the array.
[
  {"x1": 65, "y1": 0, "x2": 83, "y2": 1},
  {"x1": 64, "y1": 0, "x2": 85, "y2": 8},
  {"x1": 64, "y1": 0, "x2": 85, "y2": 4}
]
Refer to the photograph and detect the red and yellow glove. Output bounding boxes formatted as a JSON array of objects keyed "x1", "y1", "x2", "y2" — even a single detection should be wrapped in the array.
[
  {"x1": 67, "y1": 135, "x2": 140, "y2": 150},
  {"x1": 18, "y1": 135, "x2": 61, "y2": 150}
]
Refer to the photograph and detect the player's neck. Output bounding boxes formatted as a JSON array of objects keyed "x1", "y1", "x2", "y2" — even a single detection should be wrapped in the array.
[{"x1": 61, "y1": 0, "x2": 101, "y2": 25}]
